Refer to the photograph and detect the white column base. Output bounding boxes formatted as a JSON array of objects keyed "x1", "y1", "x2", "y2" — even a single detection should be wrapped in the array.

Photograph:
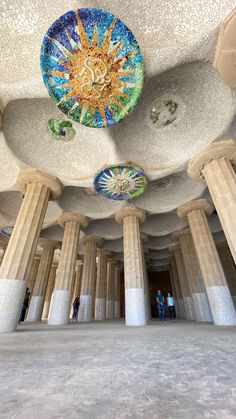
[
  {"x1": 192, "y1": 292, "x2": 213, "y2": 322},
  {"x1": 183, "y1": 296, "x2": 196, "y2": 320},
  {"x1": 27, "y1": 296, "x2": 44, "y2": 322},
  {"x1": 48, "y1": 290, "x2": 71, "y2": 325},
  {"x1": 114, "y1": 301, "x2": 120, "y2": 319},
  {"x1": 125, "y1": 288, "x2": 147, "y2": 326},
  {"x1": 94, "y1": 298, "x2": 106, "y2": 321},
  {"x1": 206, "y1": 286, "x2": 236, "y2": 326},
  {"x1": 0, "y1": 279, "x2": 26, "y2": 333},
  {"x1": 42, "y1": 301, "x2": 50, "y2": 319},
  {"x1": 78, "y1": 295, "x2": 93, "y2": 322},
  {"x1": 106, "y1": 300, "x2": 114, "y2": 319},
  {"x1": 178, "y1": 298, "x2": 186, "y2": 319}
]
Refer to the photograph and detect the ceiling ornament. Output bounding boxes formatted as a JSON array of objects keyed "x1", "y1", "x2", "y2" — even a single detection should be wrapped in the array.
[
  {"x1": 41, "y1": 8, "x2": 144, "y2": 128},
  {"x1": 48, "y1": 118, "x2": 76, "y2": 142},
  {"x1": 94, "y1": 164, "x2": 148, "y2": 201}
]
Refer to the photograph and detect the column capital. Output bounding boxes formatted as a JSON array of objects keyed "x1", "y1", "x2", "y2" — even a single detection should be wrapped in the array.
[
  {"x1": 115, "y1": 205, "x2": 146, "y2": 224},
  {"x1": 172, "y1": 228, "x2": 191, "y2": 239},
  {"x1": 81, "y1": 235, "x2": 103, "y2": 247},
  {"x1": 177, "y1": 199, "x2": 214, "y2": 219},
  {"x1": 38, "y1": 238, "x2": 61, "y2": 250},
  {"x1": 188, "y1": 140, "x2": 236, "y2": 182},
  {"x1": 98, "y1": 249, "x2": 112, "y2": 258},
  {"x1": 58, "y1": 212, "x2": 89, "y2": 229},
  {"x1": 75, "y1": 259, "x2": 83, "y2": 267},
  {"x1": 16, "y1": 168, "x2": 63, "y2": 200}
]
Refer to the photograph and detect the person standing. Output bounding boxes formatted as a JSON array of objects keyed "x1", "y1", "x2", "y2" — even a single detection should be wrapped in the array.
[
  {"x1": 19, "y1": 287, "x2": 30, "y2": 323},
  {"x1": 167, "y1": 292, "x2": 175, "y2": 321},
  {"x1": 156, "y1": 289, "x2": 166, "y2": 322},
  {"x1": 72, "y1": 297, "x2": 80, "y2": 321}
]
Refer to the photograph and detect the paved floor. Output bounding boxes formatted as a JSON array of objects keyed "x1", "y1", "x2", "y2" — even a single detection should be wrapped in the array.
[{"x1": 0, "y1": 320, "x2": 236, "y2": 419}]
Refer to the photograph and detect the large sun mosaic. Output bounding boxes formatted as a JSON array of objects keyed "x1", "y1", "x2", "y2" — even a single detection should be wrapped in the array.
[
  {"x1": 94, "y1": 165, "x2": 148, "y2": 201},
  {"x1": 41, "y1": 8, "x2": 144, "y2": 128}
]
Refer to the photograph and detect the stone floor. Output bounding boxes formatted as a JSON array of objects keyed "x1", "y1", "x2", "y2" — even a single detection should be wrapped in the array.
[{"x1": 0, "y1": 320, "x2": 236, "y2": 419}]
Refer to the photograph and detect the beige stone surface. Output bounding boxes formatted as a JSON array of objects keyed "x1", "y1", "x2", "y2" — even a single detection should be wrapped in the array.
[
  {"x1": 32, "y1": 239, "x2": 59, "y2": 297},
  {"x1": 42, "y1": 264, "x2": 57, "y2": 318}
]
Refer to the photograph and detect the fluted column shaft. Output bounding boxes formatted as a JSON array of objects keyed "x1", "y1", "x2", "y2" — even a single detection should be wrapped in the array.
[
  {"x1": 106, "y1": 259, "x2": 115, "y2": 319},
  {"x1": 0, "y1": 169, "x2": 62, "y2": 333},
  {"x1": 27, "y1": 241, "x2": 57, "y2": 322},
  {"x1": 73, "y1": 263, "x2": 83, "y2": 300},
  {"x1": 187, "y1": 208, "x2": 236, "y2": 325},
  {"x1": 95, "y1": 251, "x2": 108, "y2": 320},
  {"x1": 42, "y1": 265, "x2": 57, "y2": 319},
  {"x1": 114, "y1": 265, "x2": 121, "y2": 319},
  {"x1": 27, "y1": 257, "x2": 40, "y2": 294},
  {"x1": 168, "y1": 265, "x2": 179, "y2": 317},
  {"x1": 217, "y1": 244, "x2": 236, "y2": 307},
  {"x1": 179, "y1": 234, "x2": 212, "y2": 322},
  {"x1": 174, "y1": 249, "x2": 195, "y2": 320},
  {"x1": 170, "y1": 257, "x2": 185, "y2": 318},
  {"x1": 78, "y1": 237, "x2": 100, "y2": 322}
]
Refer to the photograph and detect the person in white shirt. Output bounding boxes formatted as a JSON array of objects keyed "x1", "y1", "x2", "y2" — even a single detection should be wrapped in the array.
[{"x1": 167, "y1": 292, "x2": 175, "y2": 321}]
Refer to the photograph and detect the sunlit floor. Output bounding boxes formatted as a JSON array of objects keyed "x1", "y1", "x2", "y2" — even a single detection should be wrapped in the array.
[{"x1": 0, "y1": 319, "x2": 236, "y2": 419}]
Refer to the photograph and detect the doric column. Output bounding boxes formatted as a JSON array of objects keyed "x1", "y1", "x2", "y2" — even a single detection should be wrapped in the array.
[
  {"x1": 140, "y1": 234, "x2": 151, "y2": 321},
  {"x1": 169, "y1": 253, "x2": 185, "y2": 318},
  {"x1": 178, "y1": 199, "x2": 236, "y2": 326},
  {"x1": 168, "y1": 264, "x2": 180, "y2": 317},
  {"x1": 72, "y1": 261, "x2": 83, "y2": 302},
  {"x1": 115, "y1": 206, "x2": 147, "y2": 326},
  {"x1": 188, "y1": 140, "x2": 236, "y2": 264},
  {"x1": 0, "y1": 169, "x2": 62, "y2": 333},
  {"x1": 106, "y1": 257, "x2": 115, "y2": 319},
  {"x1": 217, "y1": 242, "x2": 236, "y2": 307},
  {"x1": 27, "y1": 239, "x2": 60, "y2": 322},
  {"x1": 78, "y1": 235, "x2": 102, "y2": 322},
  {"x1": 173, "y1": 229, "x2": 212, "y2": 322},
  {"x1": 27, "y1": 255, "x2": 40, "y2": 294},
  {"x1": 94, "y1": 250, "x2": 109, "y2": 321},
  {"x1": 48, "y1": 212, "x2": 88, "y2": 325},
  {"x1": 171, "y1": 245, "x2": 196, "y2": 320},
  {"x1": 114, "y1": 263, "x2": 122, "y2": 319},
  {"x1": 42, "y1": 264, "x2": 57, "y2": 319}
]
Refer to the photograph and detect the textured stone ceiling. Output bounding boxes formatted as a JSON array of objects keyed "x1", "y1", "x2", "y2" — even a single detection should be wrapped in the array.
[{"x1": 0, "y1": 1, "x2": 235, "y2": 265}]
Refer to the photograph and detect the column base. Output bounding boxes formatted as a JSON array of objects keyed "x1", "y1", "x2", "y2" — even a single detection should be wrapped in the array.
[
  {"x1": 183, "y1": 296, "x2": 196, "y2": 320},
  {"x1": 178, "y1": 298, "x2": 186, "y2": 319},
  {"x1": 94, "y1": 298, "x2": 106, "y2": 321},
  {"x1": 114, "y1": 301, "x2": 120, "y2": 319},
  {"x1": 206, "y1": 286, "x2": 236, "y2": 326},
  {"x1": 192, "y1": 292, "x2": 213, "y2": 322},
  {"x1": 42, "y1": 301, "x2": 50, "y2": 319},
  {"x1": 78, "y1": 295, "x2": 93, "y2": 322},
  {"x1": 0, "y1": 279, "x2": 26, "y2": 333},
  {"x1": 125, "y1": 288, "x2": 147, "y2": 326},
  {"x1": 27, "y1": 296, "x2": 44, "y2": 322},
  {"x1": 48, "y1": 290, "x2": 71, "y2": 325},
  {"x1": 106, "y1": 300, "x2": 114, "y2": 319}
]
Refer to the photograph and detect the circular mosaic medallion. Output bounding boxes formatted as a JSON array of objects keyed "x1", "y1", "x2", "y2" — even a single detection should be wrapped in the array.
[
  {"x1": 94, "y1": 165, "x2": 148, "y2": 201},
  {"x1": 149, "y1": 95, "x2": 185, "y2": 129},
  {"x1": 41, "y1": 8, "x2": 144, "y2": 128},
  {"x1": 48, "y1": 118, "x2": 76, "y2": 141}
]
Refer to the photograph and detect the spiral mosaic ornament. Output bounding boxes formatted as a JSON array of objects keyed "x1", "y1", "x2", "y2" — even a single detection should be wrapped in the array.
[
  {"x1": 48, "y1": 118, "x2": 76, "y2": 141},
  {"x1": 41, "y1": 8, "x2": 144, "y2": 128},
  {"x1": 94, "y1": 165, "x2": 148, "y2": 200}
]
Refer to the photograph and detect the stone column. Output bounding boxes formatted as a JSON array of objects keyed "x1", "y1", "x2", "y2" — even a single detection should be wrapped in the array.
[
  {"x1": 217, "y1": 242, "x2": 236, "y2": 307},
  {"x1": 27, "y1": 239, "x2": 60, "y2": 322},
  {"x1": 115, "y1": 206, "x2": 147, "y2": 326},
  {"x1": 42, "y1": 264, "x2": 57, "y2": 319},
  {"x1": 94, "y1": 250, "x2": 109, "y2": 321},
  {"x1": 171, "y1": 245, "x2": 196, "y2": 320},
  {"x1": 169, "y1": 253, "x2": 185, "y2": 318},
  {"x1": 0, "y1": 243, "x2": 7, "y2": 265},
  {"x1": 114, "y1": 263, "x2": 122, "y2": 318},
  {"x1": 106, "y1": 257, "x2": 115, "y2": 319},
  {"x1": 188, "y1": 140, "x2": 236, "y2": 264},
  {"x1": 168, "y1": 264, "x2": 180, "y2": 317},
  {"x1": 140, "y1": 234, "x2": 151, "y2": 321},
  {"x1": 27, "y1": 255, "x2": 40, "y2": 294},
  {"x1": 0, "y1": 169, "x2": 62, "y2": 333},
  {"x1": 78, "y1": 235, "x2": 102, "y2": 322},
  {"x1": 69, "y1": 261, "x2": 83, "y2": 318},
  {"x1": 178, "y1": 199, "x2": 236, "y2": 326},
  {"x1": 173, "y1": 229, "x2": 212, "y2": 322},
  {"x1": 48, "y1": 213, "x2": 88, "y2": 325}
]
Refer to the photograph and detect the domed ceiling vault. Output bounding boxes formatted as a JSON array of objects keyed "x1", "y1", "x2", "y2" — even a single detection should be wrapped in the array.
[{"x1": 0, "y1": 2, "x2": 236, "y2": 262}]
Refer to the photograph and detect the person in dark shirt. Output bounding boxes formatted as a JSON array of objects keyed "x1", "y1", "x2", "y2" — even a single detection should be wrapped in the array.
[
  {"x1": 19, "y1": 287, "x2": 30, "y2": 323},
  {"x1": 156, "y1": 289, "x2": 166, "y2": 322},
  {"x1": 72, "y1": 297, "x2": 80, "y2": 321}
]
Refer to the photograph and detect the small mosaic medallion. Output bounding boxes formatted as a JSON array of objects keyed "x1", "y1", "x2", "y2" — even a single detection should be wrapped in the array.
[
  {"x1": 94, "y1": 165, "x2": 148, "y2": 200},
  {"x1": 41, "y1": 8, "x2": 144, "y2": 128},
  {"x1": 156, "y1": 176, "x2": 172, "y2": 189},
  {"x1": 150, "y1": 100, "x2": 180, "y2": 128},
  {"x1": 48, "y1": 118, "x2": 76, "y2": 141}
]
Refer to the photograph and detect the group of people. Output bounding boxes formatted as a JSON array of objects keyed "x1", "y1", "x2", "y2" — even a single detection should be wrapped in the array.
[{"x1": 156, "y1": 290, "x2": 176, "y2": 322}]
